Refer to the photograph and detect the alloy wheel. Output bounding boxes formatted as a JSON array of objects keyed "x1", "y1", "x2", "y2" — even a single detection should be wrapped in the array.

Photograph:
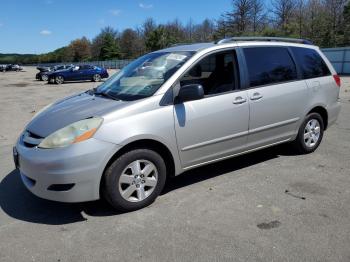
[
  {"x1": 42, "y1": 74, "x2": 48, "y2": 81},
  {"x1": 55, "y1": 76, "x2": 64, "y2": 84},
  {"x1": 93, "y1": 74, "x2": 101, "y2": 82},
  {"x1": 303, "y1": 119, "x2": 321, "y2": 148},
  {"x1": 118, "y1": 159, "x2": 158, "y2": 202}
]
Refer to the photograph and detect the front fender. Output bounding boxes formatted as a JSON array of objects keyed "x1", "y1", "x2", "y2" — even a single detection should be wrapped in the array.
[{"x1": 94, "y1": 102, "x2": 183, "y2": 175}]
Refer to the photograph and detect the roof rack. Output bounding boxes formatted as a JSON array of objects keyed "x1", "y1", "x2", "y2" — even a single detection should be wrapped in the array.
[
  {"x1": 215, "y1": 37, "x2": 313, "y2": 45},
  {"x1": 170, "y1": 43, "x2": 193, "y2": 47}
]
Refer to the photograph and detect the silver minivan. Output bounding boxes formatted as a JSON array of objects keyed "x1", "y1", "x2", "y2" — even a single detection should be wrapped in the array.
[{"x1": 14, "y1": 37, "x2": 341, "y2": 211}]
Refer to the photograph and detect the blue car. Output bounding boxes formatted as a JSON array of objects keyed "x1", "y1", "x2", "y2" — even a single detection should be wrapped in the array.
[
  {"x1": 48, "y1": 65, "x2": 109, "y2": 84},
  {"x1": 36, "y1": 64, "x2": 74, "y2": 81}
]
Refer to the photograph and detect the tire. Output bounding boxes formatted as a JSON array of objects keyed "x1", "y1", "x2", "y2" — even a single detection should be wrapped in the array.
[
  {"x1": 103, "y1": 149, "x2": 167, "y2": 211},
  {"x1": 55, "y1": 75, "x2": 64, "y2": 84},
  {"x1": 293, "y1": 112, "x2": 324, "y2": 154},
  {"x1": 41, "y1": 74, "x2": 48, "y2": 81},
  {"x1": 92, "y1": 74, "x2": 101, "y2": 82}
]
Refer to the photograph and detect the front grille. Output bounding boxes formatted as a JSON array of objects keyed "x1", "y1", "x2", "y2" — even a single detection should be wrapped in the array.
[{"x1": 22, "y1": 131, "x2": 44, "y2": 148}]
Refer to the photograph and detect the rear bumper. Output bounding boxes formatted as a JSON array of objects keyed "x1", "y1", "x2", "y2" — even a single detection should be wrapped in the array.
[
  {"x1": 327, "y1": 101, "x2": 341, "y2": 128},
  {"x1": 15, "y1": 138, "x2": 120, "y2": 202}
]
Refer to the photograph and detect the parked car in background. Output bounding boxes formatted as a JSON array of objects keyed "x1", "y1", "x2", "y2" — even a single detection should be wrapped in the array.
[
  {"x1": 14, "y1": 37, "x2": 341, "y2": 211},
  {"x1": 0, "y1": 64, "x2": 6, "y2": 72},
  {"x1": 37, "y1": 66, "x2": 51, "y2": 72},
  {"x1": 48, "y1": 65, "x2": 109, "y2": 84},
  {"x1": 6, "y1": 64, "x2": 22, "y2": 71},
  {"x1": 36, "y1": 64, "x2": 74, "y2": 81}
]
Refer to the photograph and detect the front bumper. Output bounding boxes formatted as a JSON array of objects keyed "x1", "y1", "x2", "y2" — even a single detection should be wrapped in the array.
[
  {"x1": 15, "y1": 137, "x2": 120, "y2": 203},
  {"x1": 101, "y1": 72, "x2": 109, "y2": 78}
]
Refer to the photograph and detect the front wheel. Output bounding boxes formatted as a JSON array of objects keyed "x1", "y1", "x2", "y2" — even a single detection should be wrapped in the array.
[
  {"x1": 55, "y1": 75, "x2": 64, "y2": 84},
  {"x1": 103, "y1": 149, "x2": 166, "y2": 211},
  {"x1": 293, "y1": 113, "x2": 324, "y2": 154},
  {"x1": 92, "y1": 74, "x2": 101, "y2": 82}
]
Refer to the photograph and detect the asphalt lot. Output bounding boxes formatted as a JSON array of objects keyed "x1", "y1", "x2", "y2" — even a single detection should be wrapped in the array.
[{"x1": 0, "y1": 67, "x2": 350, "y2": 262}]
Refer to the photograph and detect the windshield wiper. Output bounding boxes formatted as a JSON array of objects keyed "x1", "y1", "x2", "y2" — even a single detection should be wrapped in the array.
[
  {"x1": 87, "y1": 87, "x2": 97, "y2": 95},
  {"x1": 94, "y1": 90, "x2": 120, "y2": 101}
]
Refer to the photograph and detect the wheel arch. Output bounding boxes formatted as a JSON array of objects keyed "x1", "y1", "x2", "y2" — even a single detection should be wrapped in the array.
[
  {"x1": 99, "y1": 138, "x2": 177, "y2": 196},
  {"x1": 307, "y1": 106, "x2": 328, "y2": 130}
]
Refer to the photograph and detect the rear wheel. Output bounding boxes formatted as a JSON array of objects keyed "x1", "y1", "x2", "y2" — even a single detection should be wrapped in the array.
[
  {"x1": 92, "y1": 74, "x2": 101, "y2": 82},
  {"x1": 41, "y1": 74, "x2": 48, "y2": 81},
  {"x1": 55, "y1": 75, "x2": 64, "y2": 84},
  {"x1": 103, "y1": 149, "x2": 166, "y2": 211},
  {"x1": 293, "y1": 112, "x2": 324, "y2": 154}
]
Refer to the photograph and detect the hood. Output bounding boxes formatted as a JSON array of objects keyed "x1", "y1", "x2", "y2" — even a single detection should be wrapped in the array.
[
  {"x1": 27, "y1": 92, "x2": 127, "y2": 137},
  {"x1": 39, "y1": 70, "x2": 54, "y2": 75}
]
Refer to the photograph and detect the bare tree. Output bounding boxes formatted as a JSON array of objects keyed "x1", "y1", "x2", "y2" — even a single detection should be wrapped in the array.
[
  {"x1": 193, "y1": 19, "x2": 215, "y2": 41},
  {"x1": 214, "y1": 17, "x2": 230, "y2": 39},
  {"x1": 225, "y1": 0, "x2": 254, "y2": 34},
  {"x1": 295, "y1": 0, "x2": 305, "y2": 38},
  {"x1": 271, "y1": 0, "x2": 296, "y2": 33},
  {"x1": 251, "y1": 0, "x2": 266, "y2": 33},
  {"x1": 185, "y1": 18, "x2": 195, "y2": 42}
]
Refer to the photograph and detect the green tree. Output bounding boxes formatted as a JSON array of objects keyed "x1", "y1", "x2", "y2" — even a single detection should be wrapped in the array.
[
  {"x1": 343, "y1": 1, "x2": 350, "y2": 45},
  {"x1": 100, "y1": 33, "x2": 120, "y2": 60},
  {"x1": 145, "y1": 26, "x2": 175, "y2": 51},
  {"x1": 91, "y1": 27, "x2": 120, "y2": 60}
]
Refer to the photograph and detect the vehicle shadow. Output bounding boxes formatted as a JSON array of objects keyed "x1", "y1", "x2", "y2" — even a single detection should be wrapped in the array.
[
  {"x1": 0, "y1": 144, "x2": 296, "y2": 225},
  {"x1": 162, "y1": 143, "x2": 297, "y2": 194}
]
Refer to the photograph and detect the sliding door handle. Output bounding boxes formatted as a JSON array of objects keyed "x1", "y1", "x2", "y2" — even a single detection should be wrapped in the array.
[
  {"x1": 250, "y1": 92, "x2": 263, "y2": 100},
  {"x1": 233, "y1": 96, "x2": 247, "y2": 104}
]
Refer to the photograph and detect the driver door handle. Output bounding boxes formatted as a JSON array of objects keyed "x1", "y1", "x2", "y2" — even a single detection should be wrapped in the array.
[
  {"x1": 250, "y1": 92, "x2": 263, "y2": 101},
  {"x1": 233, "y1": 96, "x2": 247, "y2": 104}
]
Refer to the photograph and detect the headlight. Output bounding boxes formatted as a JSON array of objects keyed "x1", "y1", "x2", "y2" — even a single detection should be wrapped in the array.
[{"x1": 38, "y1": 117, "x2": 103, "y2": 149}]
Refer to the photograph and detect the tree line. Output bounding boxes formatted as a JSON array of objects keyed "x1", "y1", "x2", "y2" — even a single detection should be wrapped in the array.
[{"x1": 2, "y1": 0, "x2": 350, "y2": 64}]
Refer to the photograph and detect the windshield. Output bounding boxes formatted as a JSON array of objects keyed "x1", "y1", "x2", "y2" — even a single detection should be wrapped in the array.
[{"x1": 96, "y1": 51, "x2": 194, "y2": 101}]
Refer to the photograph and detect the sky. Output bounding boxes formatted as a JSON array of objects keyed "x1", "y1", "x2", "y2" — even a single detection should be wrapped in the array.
[{"x1": 0, "y1": 0, "x2": 232, "y2": 54}]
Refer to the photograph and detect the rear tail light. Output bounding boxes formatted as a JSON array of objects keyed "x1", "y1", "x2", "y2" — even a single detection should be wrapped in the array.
[{"x1": 333, "y1": 75, "x2": 341, "y2": 87}]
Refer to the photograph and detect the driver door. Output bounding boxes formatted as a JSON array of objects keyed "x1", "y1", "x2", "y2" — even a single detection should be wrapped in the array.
[
  {"x1": 69, "y1": 66, "x2": 82, "y2": 81},
  {"x1": 174, "y1": 49, "x2": 249, "y2": 168}
]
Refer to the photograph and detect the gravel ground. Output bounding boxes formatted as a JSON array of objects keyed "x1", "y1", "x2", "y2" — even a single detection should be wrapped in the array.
[{"x1": 0, "y1": 67, "x2": 350, "y2": 262}]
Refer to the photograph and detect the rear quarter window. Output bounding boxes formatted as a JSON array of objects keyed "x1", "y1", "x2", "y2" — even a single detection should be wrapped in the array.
[
  {"x1": 243, "y1": 47, "x2": 298, "y2": 87},
  {"x1": 290, "y1": 47, "x2": 331, "y2": 79}
]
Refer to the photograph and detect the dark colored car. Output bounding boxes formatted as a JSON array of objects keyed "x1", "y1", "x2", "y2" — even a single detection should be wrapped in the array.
[
  {"x1": 48, "y1": 65, "x2": 109, "y2": 84},
  {"x1": 6, "y1": 64, "x2": 22, "y2": 71},
  {"x1": 36, "y1": 66, "x2": 51, "y2": 72},
  {"x1": 36, "y1": 65, "x2": 73, "y2": 81}
]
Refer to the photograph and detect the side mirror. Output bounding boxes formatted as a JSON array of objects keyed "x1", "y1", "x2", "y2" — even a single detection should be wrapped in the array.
[{"x1": 175, "y1": 84, "x2": 204, "y2": 103}]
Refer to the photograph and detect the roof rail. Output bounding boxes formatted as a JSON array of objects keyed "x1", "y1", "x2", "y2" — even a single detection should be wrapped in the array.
[
  {"x1": 215, "y1": 37, "x2": 313, "y2": 45},
  {"x1": 170, "y1": 43, "x2": 192, "y2": 47}
]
